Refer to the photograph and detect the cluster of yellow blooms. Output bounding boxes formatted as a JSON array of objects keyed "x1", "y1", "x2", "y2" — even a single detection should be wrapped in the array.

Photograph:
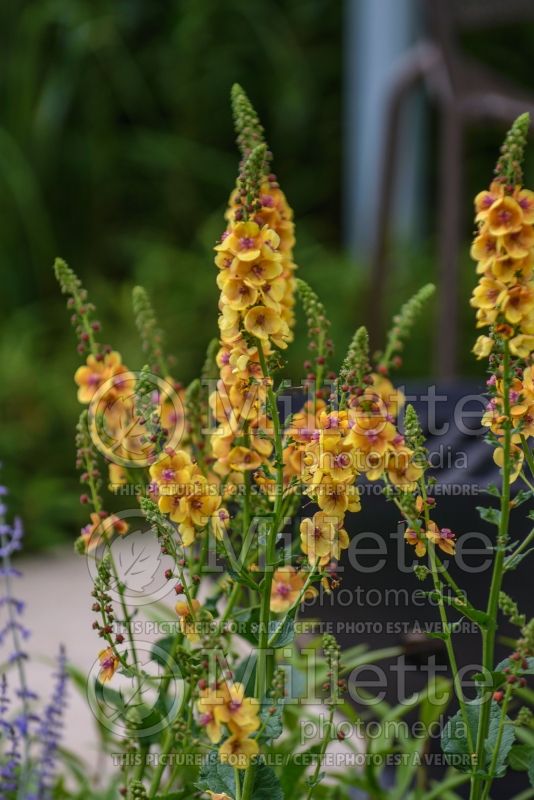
[
  {"x1": 470, "y1": 139, "x2": 534, "y2": 479},
  {"x1": 471, "y1": 181, "x2": 534, "y2": 354},
  {"x1": 210, "y1": 174, "x2": 297, "y2": 490},
  {"x1": 149, "y1": 449, "x2": 226, "y2": 546},
  {"x1": 287, "y1": 377, "x2": 424, "y2": 567},
  {"x1": 196, "y1": 680, "x2": 260, "y2": 769}
]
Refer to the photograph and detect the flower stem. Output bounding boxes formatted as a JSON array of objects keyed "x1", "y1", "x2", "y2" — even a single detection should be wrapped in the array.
[
  {"x1": 306, "y1": 705, "x2": 334, "y2": 800},
  {"x1": 471, "y1": 340, "x2": 512, "y2": 800},
  {"x1": 241, "y1": 341, "x2": 285, "y2": 800}
]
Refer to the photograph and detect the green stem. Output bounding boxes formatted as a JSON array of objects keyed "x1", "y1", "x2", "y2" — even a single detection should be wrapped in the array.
[
  {"x1": 481, "y1": 682, "x2": 514, "y2": 800},
  {"x1": 506, "y1": 525, "x2": 534, "y2": 564},
  {"x1": 426, "y1": 538, "x2": 474, "y2": 758},
  {"x1": 306, "y1": 704, "x2": 335, "y2": 800},
  {"x1": 241, "y1": 340, "x2": 285, "y2": 800},
  {"x1": 471, "y1": 341, "x2": 513, "y2": 800}
]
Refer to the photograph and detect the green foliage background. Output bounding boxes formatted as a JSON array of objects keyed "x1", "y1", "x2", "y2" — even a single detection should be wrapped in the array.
[{"x1": 1, "y1": 1, "x2": 533, "y2": 548}]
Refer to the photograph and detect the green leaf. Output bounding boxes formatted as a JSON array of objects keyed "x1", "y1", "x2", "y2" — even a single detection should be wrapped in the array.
[
  {"x1": 477, "y1": 506, "x2": 501, "y2": 526},
  {"x1": 260, "y1": 702, "x2": 283, "y2": 742},
  {"x1": 504, "y1": 547, "x2": 534, "y2": 571},
  {"x1": 234, "y1": 654, "x2": 257, "y2": 696},
  {"x1": 441, "y1": 700, "x2": 515, "y2": 776},
  {"x1": 508, "y1": 744, "x2": 534, "y2": 772},
  {"x1": 496, "y1": 656, "x2": 534, "y2": 675},
  {"x1": 150, "y1": 635, "x2": 176, "y2": 667},
  {"x1": 233, "y1": 607, "x2": 295, "y2": 648},
  {"x1": 268, "y1": 615, "x2": 295, "y2": 648},
  {"x1": 195, "y1": 750, "x2": 235, "y2": 796},
  {"x1": 251, "y1": 761, "x2": 284, "y2": 800},
  {"x1": 472, "y1": 671, "x2": 507, "y2": 692},
  {"x1": 511, "y1": 489, "x2": 533, "y2": 507}
]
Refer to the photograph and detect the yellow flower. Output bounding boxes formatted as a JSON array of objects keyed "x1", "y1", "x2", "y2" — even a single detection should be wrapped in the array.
[
  {"x1": 243, "y1": 305, "x2": 282, "y2": 339},
  {"x1": 221, "y1": 277, "x2": 259, "y2": 311},
  {"x1": 470, "y1": 231, "x2": 498, "y2": 270},
  {"x1": 158, "y1": 469, "x2": 221, "y2": 545},
  {"x1": 509, "y1": 334, "x2": 534, "y2": 358},
  {"x1": 216, "y1": 221, "x2": 281, "y2": 263},
  {"x1": 514, "y1": 187, "x2": 534, "y2": 224},
  {"x1": 98, "y1": 647, "x2": 120, "y2": 683},
  {"x1": 386, "y1": 447, "x2": 423, "y2": 491},
  {"x1": 175, "y1": 598, "x2": 202, "y2": 643},
  {"x1": 474, "y1": 182, "x2": 504, "y2": 221},
  {"x1": 486, "y1": 196, "x2": 523, "y2": 236},
  {"x1": 494, "y1": 440, "x2": 524, "y2": 483},
  {"x1": 206, "y1": 793, "x2": 233, "y2": 800},
  {"x1": 365, "y1": 374, "x2": 404, "y2": 418},
  {"x1": 218, "y1": 733, "x2": 259, "y2": 769},
  {"x1": 74, "y1": 351, "x2": 132, "y2": 404},
  {"x1": 227, "y1": 446, "x2": 262, "y2": 472},
  {"x1": 80, "y1": 512, "x2": 129, "y2": 552},
  {"x1": 470, "y1": 276, "x2": 505, "y2": 311},
  {"x1": 196, "y1": 686, "x2": 226, "y2": 744},
  {"x1": 299, "y1": 513, "x2": 337, "y2": 564},
  {"x1": 502, "y1": 226, "x2": 534, "y2": 259},
  {"x1": 473, "y1": 335, "x2": 494, "y2": 359},
  {"x1": 404, "y1": 527, "x2": 426, "y2": 558},
  {"x1": 426, "y1": 521, "x2": 456, "y2": 556},
  {"x1": 149, "y1": 450, "x2": 193, "y2": 493},
  {"x1": 270, "y1": 566, "x2": 305, "y2": 612},
  {"x1": 218, "y1": 682, "x2": 260, "y2": 734},
  {"x1": 498, "y1": 283, "x2": 534, "y2": 325}
]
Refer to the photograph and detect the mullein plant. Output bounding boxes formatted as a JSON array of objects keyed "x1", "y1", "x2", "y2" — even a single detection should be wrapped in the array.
[
  {"x1": 0, "y1": 482, "x2": 68, "y2": 799},
  {"x1": 55, "y1": 85, "x2": 524, "y2": 800}
]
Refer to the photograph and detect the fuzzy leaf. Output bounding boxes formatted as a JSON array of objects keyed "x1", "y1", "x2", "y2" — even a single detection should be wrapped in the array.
[{"x1": 441, "y1": 700, "x2": 515, "y2": 776}]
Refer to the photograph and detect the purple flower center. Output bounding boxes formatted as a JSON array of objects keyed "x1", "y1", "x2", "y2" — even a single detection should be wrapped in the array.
[{"x1": 240, "y1": 237, "x2": 256, "y2": 250}]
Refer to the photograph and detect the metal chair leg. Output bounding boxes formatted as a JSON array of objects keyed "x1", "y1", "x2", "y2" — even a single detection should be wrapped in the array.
[{"x1": 436, "y1": 107, "x2": 462, "y2": 379}]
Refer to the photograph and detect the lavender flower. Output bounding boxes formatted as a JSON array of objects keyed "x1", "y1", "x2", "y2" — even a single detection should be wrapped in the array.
[
  {"x1": 34, "y1": 646, "x2": 68, "y2": 799},
  {"x1": 0, "y1": 479, "x2": 68, "y2": 798}
]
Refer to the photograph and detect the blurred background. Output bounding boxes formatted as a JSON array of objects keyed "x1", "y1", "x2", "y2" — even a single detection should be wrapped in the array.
[{"x1": 2, "y1": 0, "x2": 534, "y2": 549}]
